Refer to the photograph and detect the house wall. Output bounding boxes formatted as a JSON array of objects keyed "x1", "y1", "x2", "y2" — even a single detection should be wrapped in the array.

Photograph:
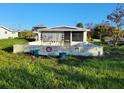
[
  {"x1": 37, "y1": 31, "x2": 64, "y2": 46},
  {"x1": 71, "y1": 42, "x2": 83, "y2": 46},
  {"x1": 0, "y1": 27, "x2": 18, "y2": 39},
  {"x1": 36, "y1": 31, "x2": 88, "y2": 46},
  {"x1": 41, "y1": 32, "x2": 63, "y2": 41},
  {"x1": 13, "y1": 42, "x2": 103, "y2": 56}
]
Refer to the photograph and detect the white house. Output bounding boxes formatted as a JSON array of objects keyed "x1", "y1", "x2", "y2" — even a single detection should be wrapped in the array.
[
  {"x1": 0, "y1": 25, "x2": 18, "y2": 39},
  {"x1": 32, "y1": 25, "x2": 90, "y2": 46},
  {"x1": 13, "y1": 25, "x2": 103, "y2": 56}
]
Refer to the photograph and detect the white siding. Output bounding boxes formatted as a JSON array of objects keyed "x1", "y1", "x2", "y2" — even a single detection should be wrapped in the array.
[{"x1": 0, "y1": 27, "x2": 18, "y2": 39}]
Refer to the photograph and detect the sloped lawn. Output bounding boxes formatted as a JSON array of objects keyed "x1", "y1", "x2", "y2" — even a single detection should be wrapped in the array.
[
  {"x1": 0, "y1": 38, "x2": 28, "y2": 52},
  {"x1": 0, "y1": 39, "x2": 124, "y2": 88}
]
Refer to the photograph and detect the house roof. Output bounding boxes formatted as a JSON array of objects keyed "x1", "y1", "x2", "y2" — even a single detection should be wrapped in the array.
[
  {"x1": 34, "y1": 25, "x2": 90, "y2": 32},
  {"x1": 33, "y1": 24, "x2": 47, "y2": 28},
  {"x1": 51, "y1": 25, "x2": 77, "y2": 29},
  {"x1": 0, "y1": 25, "x2": 18, "y2": 32}
]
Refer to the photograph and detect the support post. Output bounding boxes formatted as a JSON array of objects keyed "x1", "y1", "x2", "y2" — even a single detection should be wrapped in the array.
[
  {"x1": 70, "y1": 31, "x2": 72, "y2": 46},
  {"x1": 38, "y1": 32, "x2": 41, "y2": 41},
  {"x1": 83, "y1": 31, "x2": 87, "y2": 42}
]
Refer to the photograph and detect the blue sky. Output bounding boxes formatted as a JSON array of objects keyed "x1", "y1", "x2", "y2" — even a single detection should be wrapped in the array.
[{"x1": 0, "y1": 3, "x2": 117, "y2": 30}]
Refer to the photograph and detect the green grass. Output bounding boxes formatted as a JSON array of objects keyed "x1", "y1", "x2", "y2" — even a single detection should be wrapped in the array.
[
  {"x1": 0, "y1": 38, "x2": 29, "y2": 52},
  {"x1": 92, "y1": 39, "x2": 102, "y2": 45},
  {"x1": 93, "y1": 39, "x2": 101, "y2": 42},
  {"x1": 0, "y1": 39, "x2": 124, "y2": 89}
]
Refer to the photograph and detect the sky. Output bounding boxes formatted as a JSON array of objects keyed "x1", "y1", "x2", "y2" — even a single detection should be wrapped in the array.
[{"x1": 0, "y1": 3, "x2": 117, "y2": 30}]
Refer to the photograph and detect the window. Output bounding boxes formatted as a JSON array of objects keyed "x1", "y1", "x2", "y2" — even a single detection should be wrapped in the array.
[
  {"x1": 42, "y1": 32, "x2": 63, "y2": 42},
  {"x1": 64, "y1": 32, "x2": 70, "y2": 41},
  {"x1": 72, "y1": 32, "x2": 83, "y2": 41},
  {"x1": 5, "y1": 31, "x2": 7, "y2": 34}
]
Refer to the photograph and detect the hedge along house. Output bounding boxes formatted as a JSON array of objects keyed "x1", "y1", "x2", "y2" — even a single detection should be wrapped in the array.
[
  {"x1": 32, "y1": 25, "x2": 89, "y2": 47},
  {"x1": 13, "y1": 25, "x2": 103, "y2": 56},
  {"x1": 0, "y1": 25, "x2": 18, "y2": 39}
]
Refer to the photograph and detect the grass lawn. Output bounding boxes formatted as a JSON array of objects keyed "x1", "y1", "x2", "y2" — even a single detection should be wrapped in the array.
[
  {"x1": 0, "y1": 38, "x2": 29, "y2": 52},
  {"x1": 0, "y1": 39, "x2": 124, "y2": 89}
]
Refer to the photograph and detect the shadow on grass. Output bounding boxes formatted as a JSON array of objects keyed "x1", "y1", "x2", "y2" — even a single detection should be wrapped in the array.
[
  {"x1": 2, "y1": 47, "x2": 13, "y2": 52},
  {"x1": 57, "y1": 56, "x2": 93, "y2": 66},
  {"x1": 57, "y1": 55, "x2": 124, "y2": 71},
  {"x1": 103, "y1": 46, "x2": 124, "y2": 61},
  {"x1": 25, "y1": 38, "x2": 35, "y2": 42},
  {"x1": 103, "y1": 51, "x2": 124, "y2": 61}
]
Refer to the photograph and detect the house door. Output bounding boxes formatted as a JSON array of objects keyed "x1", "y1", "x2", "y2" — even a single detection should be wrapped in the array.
[{"x1": 64, "y1": 32, "x2": 70, "y2": 47}]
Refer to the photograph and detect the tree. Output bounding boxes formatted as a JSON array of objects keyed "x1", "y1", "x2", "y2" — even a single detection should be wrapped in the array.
[
  {"x1": 76, "y1": 22, "x2": 83, "y2": 28},
  {"x1": 107, "y1": 4, "x2": 124, "y2": 46},
  {"x1": 85, "y1": 23, "x2": 94, "y2": 42},
  {"x1": 107, "y1": 4, "x2": 124, "y2": 30},
  {"x1": 19, "y1": 30, "x2": 34, "y2": 38},
  {"x1": 93, "y1": 22, "x2": 110, "y2": 41}
]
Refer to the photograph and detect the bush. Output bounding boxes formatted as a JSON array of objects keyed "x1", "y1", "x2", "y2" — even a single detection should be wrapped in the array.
[{"x1": 18, "y1": 31, "x2": 34, "y2": 39}]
